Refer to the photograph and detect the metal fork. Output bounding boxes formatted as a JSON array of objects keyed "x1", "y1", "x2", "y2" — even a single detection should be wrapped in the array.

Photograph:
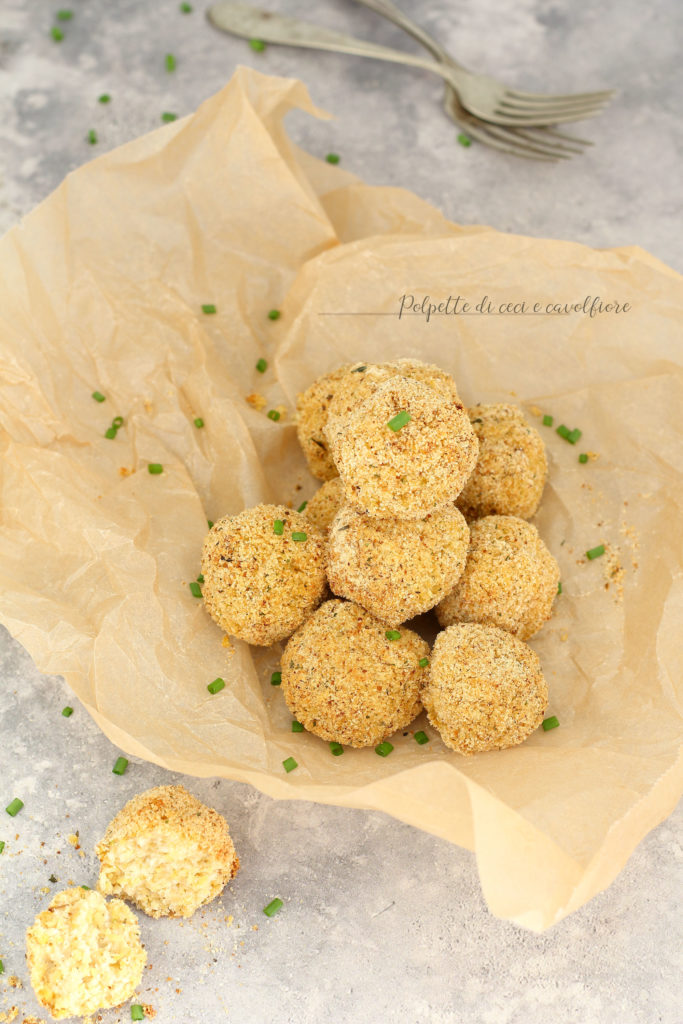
[
  {"x1": 208, "y1": 3, "x2": 614, "y2": 128},
  {"x1": 355, "y1": 0, "x2": 592, "y2": 161}
]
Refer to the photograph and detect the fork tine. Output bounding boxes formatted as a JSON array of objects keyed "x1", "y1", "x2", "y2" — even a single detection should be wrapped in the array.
[
  {"x1": 509, "y1": 127, "x2": 587, "y2": 156},
  {"x1": 498, "y1": 96, "x2": 612, "y2": 116},
  {"x1": 538, "y1": 127, "x2": 594, "y2": 146},
  {"x1": 503, "y1": 88, "x2": 616, "y2": 105},
  {"x1": 490, "y1": 106, "x2": 607, "y2": 127},
  {"x1": 455, "y1": 122, "x2": 561, "y2": 161},
  {"x1": 481, "y1": 123, "x2": 573, "y2": 159}
]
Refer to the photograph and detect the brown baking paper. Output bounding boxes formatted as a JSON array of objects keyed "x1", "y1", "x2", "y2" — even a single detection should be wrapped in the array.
[{"x1": 0, "y1": 67, "x2": 681, "y2": 931}]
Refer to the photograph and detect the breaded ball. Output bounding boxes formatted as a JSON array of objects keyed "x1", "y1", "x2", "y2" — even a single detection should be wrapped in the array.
[
  {"x1": 456, "y1": 404, "x2": 547, "y2": 520},
  {"x1": 295, "y1": 365, "x2": 350, "y2": 479},
  {"x1": 327, "y1": 505, "x2": 470, "y2": 626},
  {"x1": 96, "y1": 785, "x2": 239, "y2": 919},
  {"x1": 302, "y1": 477, "x2": 344, "y2": 535},
  {"x1": 423, "y1": 623, "x2": 548, "y2": 755},
  {"x1": 201, "y1": 504, "x2": 327, "y2": 645},
  {"x1": 327, "y1": 376, "x2": 478, "y2": 519},
  {"x1": 281, "y1": 599, "x2": 429, "y2": 747},
  {"x1": 26, "y1": 887, "x2": 146, "y2": 1020},
  {"x1": 436, "y1": 516, "x2": 559, "y2": 640}
]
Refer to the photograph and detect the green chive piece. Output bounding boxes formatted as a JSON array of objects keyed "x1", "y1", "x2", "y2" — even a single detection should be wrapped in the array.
[
  {"x1": 180, "y1": 1, "x2": 193, "y2": 11},
  {"x1": 471, "y1": 417, "x2": 483, "y2": 424},
  {"x1": 273, "y1": 519, "x2": 284, "y2": 536},
  {"x1": 329, "y1": 742, "x2": 343, "y2": 756},
  {"x1": 270, "y1": 671, "x2": 282, "y2": 686},
  {"x1": 193, "y1": 417, "x2": 204, "y2": 428},
  {"x1": 375, "y1": 742, "x2": 393, "y2": 757},
  {"x1": 112, "y1": 756, "x2": 128, "y2": 775},
  {"x1": 567, "y1": 428, "x2": 582, "y2": 445},
  {"x1": 201, "y1": 303, "x2": 216, "y2": 314},
  {"x1": 249, "y1": 38, "x2": 266, "y2": 52},
  {"x1": 325, "y1": 153, "x2": 340, "y2": 164},
  {"x1": 207, "y1": 520, "x2": 214, "y2": 529},
  {"x1": 112, "y1": 416, "x2": 124, "y2": 428},
  {"x1": 542, "y1": 716, "x2": 560, "y2": 732},
  {"x1": 98, "y1": 93, "x2": 111, "y2": 104},
  {"x1": 148, "y1": 463, "x2": 163, "y2": 474},
  {"x1": 385, "y1": 630, "x2": 401, "y2": 641},
  {"x1": 282, "y1": 756, "x2": 297, "y2": 773},
  {"x1": 131, "y1": 1006, "x2": 145, "y2": 1022},
  {"x1": 578, "y1": 453, "x2": 588, "y2": 464},
  {"x1": 5, "y1": 798, "x2": 23, "y2": 817},
  {"x1": 418, "y1": 657, "x2": 429, "y2": 668},
  {"x1": 104, "y1": 426, "x2": 117, "y2": 439},
  {"x1": 414, "y1": 731, "x2": 429, "y2": 745},
  {"x1": 542, "y1": 414, "x2": 553, "y2": 426},
  {"x1": 0, "y1": 958, "x2": 3, "y2": 972},
  {"x1": 62, "y1": 706, "x2": 74, "y2": 717},
  {"x1": 296, "y1": 501, "x2": 308, "y2": 512},
  {"x1": 87, "y1": 129, "x2": 98, "y2": 145},
  {"x1": 207, "y1": 678, "x2": 225, "y2": 695},
  {"x1": 557, "y1": 581, "x2": 562, "y2": 595},
  {"x1": 387, "y1": 410, "x2": 411, "y2": 432},
  {"x1": 457, "y1": 133, "x2": 472, "y2": 147},
  {"x1": 556, "y1": 424, "x2": 570, "y2": 439},
  {"x1": 196, "y1": 573, "x2": 204, "y2": 584},
  {"x1": 80, "y1": 884, "x2": 90, "y2": 890},
  {"x1": 263, "y1": 897, "x2": 283, "y2": 917},
  {"x1": 291, "y1": 532, "x2": 307, "y2": 542},
  {"x1": 165, "y1": 53, "x2": 176, "y2": 71},
  {"x1": 57, "y1": 9, "x2": 73, "y2": 20},
  {"x1": 189, "y1": 581, "x2": 202, "y2": 598},
  {"x1": 92, "y1": 390, "x2": 106, "y2": 402},
  {"x1": 267, "y1": 309, "x2": 281, "y2": 321},
  {"x1": 351, "y1": 365, "x2": 367, "y2": 373},
  {"x1": 51, "y1": 26, "x2": 64, "y2": 41},
  {"x1": 256, "y1": 358, "x2": 267, "y2": 373},
  {"x1": 161, "y1": 111, "x2": 178, "y2": 122},
  {"x1": 586, "y1": 544, "x2": 605, "y2": 560},
  {"x1": 49, "y1": 873, "x2": 58, "y2": 883},
  {"x1": 0, "y1": 842, "x2": 5, "y2": 855},
  {"x1": 291, "y1": 721, "x2": 304, "y2": 733},
  {"x1": 267, "y1": 409, "x2": 281, "y2": 421}
]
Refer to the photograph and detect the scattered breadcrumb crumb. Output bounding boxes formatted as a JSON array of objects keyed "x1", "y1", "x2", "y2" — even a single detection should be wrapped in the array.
[
  {"x1": 272, "y1": 404, "x2": 287, "y2": 420},
  {"x1": 602, "y1": 544, "x2": 625, "y2": 601},
  {"x1": 246, "y1": 393, "x2": 266, "y2": 411},
  {"x1": 118, "y1": 467, "x2": 134, "y2": 477},
  {"x1": 0, "y1": 1009, "x2": 18, "y2": 1023},
  {"x1": 8, "y1": 977, "x2": 21, "y2": 989},
  {"x1": 586, "y1": 451, "x2": 600, "y2": 460},
  {"x1": 527, "y1": 404, "x2": 543, "y2": 417},
  {"x1": 221, "y1": 636, "x2": 234, "y2": 655}
]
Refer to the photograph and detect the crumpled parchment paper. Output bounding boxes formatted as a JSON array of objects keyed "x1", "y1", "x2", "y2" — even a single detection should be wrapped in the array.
[{"x1": 0, "y1": 67, "x2": 681, "y2": 931}]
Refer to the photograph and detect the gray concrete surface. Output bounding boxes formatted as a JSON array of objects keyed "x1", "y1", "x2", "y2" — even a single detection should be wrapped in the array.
[{"x1": 0, "y1": 1, "x2": 681, "y2": 1022}]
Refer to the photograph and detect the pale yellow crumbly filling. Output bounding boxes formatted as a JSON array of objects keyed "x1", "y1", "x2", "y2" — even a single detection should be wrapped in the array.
[
  {"x1": 303, "y1": 477, "x2": 344, "y2": 535},
  {"x1": 26, "y1": 887, "x2": 145, "y2": 1020},
  {"x1": 295, "y1": 365, "x2": 350, "y2": 480},
  {"x1": 436, "y1": 515, "x2": 560, "y2": 640}
]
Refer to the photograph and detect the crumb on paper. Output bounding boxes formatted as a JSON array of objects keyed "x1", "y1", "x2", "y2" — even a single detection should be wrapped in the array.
[
  {"x1": 221, "y1": 635, "x2": 234, "y2": 654},
  {"x1": 602, "y1": 544, "x2": 625, "y2": 601},
  {"x1": 142, "y1": 1006, "x2": 156, "y2": 1019},
  {"x1": 527, "y1": 404, "x2": 543, "y2": 417},
  {"x1": 273, "y1": 404, "x2": 287, "y2": 420},
  {"x1": 586, "y1": 451, "x2": 600, "y2": 461},
  {"x1": 246, "y1": 393, "x2": 266, "y2": 411},
  {"x1": 560, "y1": 631, "x2": 569, "y2": 642},
  {"x1": 119, "y1": 467, "x2": 134, "y2": 477},
  {"x1": 144, "y1": 399, "x2": 154, "y2": 414}
]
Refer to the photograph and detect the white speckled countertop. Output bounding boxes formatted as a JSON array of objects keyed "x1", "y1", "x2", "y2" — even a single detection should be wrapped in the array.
[{"x1": 0, "y1": 2, "x2": 681, "y2": 1022}]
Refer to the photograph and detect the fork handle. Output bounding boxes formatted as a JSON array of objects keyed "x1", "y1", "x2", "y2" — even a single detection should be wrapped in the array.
[{"x1": 353, "y1": 0, "x2": 464, "y2": 68}]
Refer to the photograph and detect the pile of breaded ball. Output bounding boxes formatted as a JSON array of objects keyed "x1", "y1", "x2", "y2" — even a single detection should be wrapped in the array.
[{"x1": 201, "y1": 359, "x2": 560, "y2": 757}]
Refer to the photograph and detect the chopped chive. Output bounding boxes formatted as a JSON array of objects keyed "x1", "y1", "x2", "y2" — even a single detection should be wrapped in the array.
[
  {"x1": 196, "y1": 573, "x2": 204, "y2": 584},
  {"x1": 414, "y1": 731, "x2": 429, "y2": 745},
  {"x1": 165, "y1": 53, "x2": 176, "y2": 72},
  {"x1": 189, "y1": 581, "x2": 202, "y2": 598},
  {"x1": 131, "y1": 1007, "x2": 145, "y2": 1022},
  {"x1": 270, "y1": 671, "x2": 282, "y2": 686},
  {"x1": 457, "y1": 133, "x2": 472, "y2": 147},
  {"x1": 87, "y1": 129, "x2": 98, "y2": 145},
  {"x1": 104, "y1": 426, "x2": 117, "y2": 439},
  {"x1": 57, "y1": 9, "x2": 73, "y2": 20},
  {"x1": 80, "y1": 884, "x2": 90, "y2": 890},
  {"x1": 542, "y1": 414, "x2": 553, "y2": 426},
  {"x1": 296, "y1": 501, "x2": 308, "y2": 512},
  {"x1": 291, "y1": 721, "x2": 304, "y2": 733},
  {"x1": 267, "y1": 409, "x2": 281, "y2": 421},
  {"x1": 0, "y1": 842, "x2": 5, "y2": 854},
  {"x1": 148, "y1": 463, "x2": 163, "y2": 474},
  {"x1": 329, "y1": 742, "x2": 344, "y2": 756},
  {"x1": 557, "y1": 581, "x2": 562, "y2": 595},
  {"x1": 112, "y1": 756, "x2": 128, "y2": 775},
  {"x1": 51, "y1": 26, "x2": 64, "y2": 41},
  {"x1": 49, "y1": 873, "x2": 58, "y2": 883},
  {"x1": 98, "y1": 93, "x2": 111, "y2": 104},
  {"x1": 418, "y1": 657, "x2": 429, "y2": 668},
  {"x1": 273, "y1": 519, "x2": 284, "y2": 536},
  {"x1": 282, "y1": 756, "x2": 297, "y2": 773},
  {"x1": 161, "y1": 111, "x2": 178, "y2": 123},
  {"x1": 387, "y1": 410, "x2": 411, "y2": 432},
  {"x1": 207, "y1": 520, "x2": 214, "y2": 529},
  {"x1": 112, "y1": 416, "x2": 124, "y2": 428},
  {"x1": 375, "y1": 741, "x2": 393, "y2": 757},
  {"x1": 62, "y1": 706, "x2": 74, "y2": 717},
  {"x1": 578, "y1": 452, "x2": 588, "y2": 463},
  {"x1": 351, "y1": 365, "x2": 367, "y2": 373},
  {"x1": 249, "y1": 38, "x2": 266, "y2": 52},
  {"x1": 542, "y1": 716, "x2": 560, "y2": 732},
  {"x1": 5, "y1": 798, "x2": 23, "y2": 817},
  {"x1": 291, "y1": 532, "x2": 307, "y2": 542},
  {"x1": 325, "y1": 153, "x2": 340, "y2": 164},
  {"x1": 471, "y1": 417, "x2": 483, "y2": 424},
  {"x1": 556, "y1": 424, "x2": 570, "y2": 439},
  {"x1": 385, "y1": 630, "x2": 401, "y2": 641},
  {"x1": 256, "y1": 358, "x2": 268, "y2": 373},
  {"x1": 193, "y1": 417, "x2": 204, "y2": 428},
  {"x1": 0, "y1": 958, "x2": 3, "y2": 972},
  {"x1": 207, "y1": 678, "x2": 225, "y2": 695},
  {"x1": 263, "y1": 897, "x2": 283, "y2": 917},
  {"x1": 567, "y1": 428, "x2": 582, "y2": 445},
  {"x1": 586, "y1": 544, "x2": 605, "y2": 560},
  {"x1": 201, "y1": 303, "x2": 216, "y2": 314},
  {"x1": 267, "y1": 309, "x2": 281, "y2": 321},
  {"x1": 92, "y1": 390, "x2": 106, "y2": 402},
  {"x1": 180, "y1": 1, "x2": 193, "y2": 11}
]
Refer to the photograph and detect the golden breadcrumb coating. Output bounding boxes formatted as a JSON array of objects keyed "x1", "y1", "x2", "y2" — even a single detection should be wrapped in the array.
[
  {"x1": 327, "y1": 376, "x2": 478, "y2": 520},
  {"x1": 295, "y1": 365, "x2": 351, "y2": 480},
  {"x1": 96, "y1": 785, "x2": 239, "y2": 919},
  {"x1": 281, "y1": 599, "x2": 429, "y2": 747},
  {"x1": 456, "y1": 404, "x2": 547, "y2": 520},
  {"x1": 423, "y1": 623, "x2": 548, "y2": 755},
  {"x1": 303, "y1": 477, "x2": 345, "y2": 535},
  {"x1": 201, "y1": 504, "x2": 327, "y2": 645},
  {"x1": 327, "y1": 504, "x2": 470, "y2": 626},
  {"x1": 26, "y1": 887, "x2": 145, "y2": 1020},
  {"x1": 436, "y1": 515, "x2": 559, "y2": 640}
]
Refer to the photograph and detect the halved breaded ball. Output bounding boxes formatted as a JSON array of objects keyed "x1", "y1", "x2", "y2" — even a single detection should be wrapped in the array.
[
  {"x1": 26, "y1": 887, "x2": 145, "y2": 1020},
  {"x1": 281, "y1": 599, "x2": 429, "y2": 747},
  {"x1": 436, "y1": 515, "x2": 559, "y2": 640},
  {"x1": 295, "y1": 365, "x2": 350, "y2": 480},
  {"x1": 423, "y1": 623, "x2": 548, "y2": 755},
  {"x1": 327, "y1": 504, "x2": 470, "y2": 626},
  {"x1": 302, "y1": 477, "x2": 344, "y2": 535},
  {"x1": 96, "y1": 785, "x2": 239, "y2": 919},
  {"x1": 456, "y1": 404, "x2": 547, "y2": 520},
  {"x1": 201, "y1": 504, "x2": 327, "y2": 645},
  {"x1": 327, "y1": 376, "x2": 478, "y2": 520}
]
